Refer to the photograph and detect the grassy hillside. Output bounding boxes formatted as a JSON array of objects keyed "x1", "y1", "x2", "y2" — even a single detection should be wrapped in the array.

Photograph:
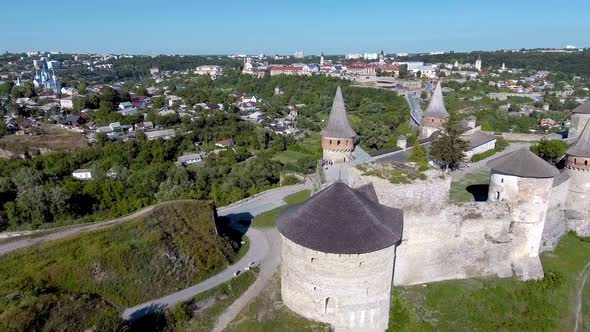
[{"x1": 0, "y1": 200, "x2": 241, "y2": 331}]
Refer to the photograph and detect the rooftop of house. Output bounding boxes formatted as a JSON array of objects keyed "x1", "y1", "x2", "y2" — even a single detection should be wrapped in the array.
[{"x1": 276, "y1": 181, "x2": 403, "y2": 254}]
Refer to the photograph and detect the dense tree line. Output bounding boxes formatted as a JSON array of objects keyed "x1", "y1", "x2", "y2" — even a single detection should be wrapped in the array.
[
  {"x1": 0, "y1": 111, "x2": 295, "y2": 230},
  {"x1": 404, "y1": 50, "x2": 590, "y2": 77}
]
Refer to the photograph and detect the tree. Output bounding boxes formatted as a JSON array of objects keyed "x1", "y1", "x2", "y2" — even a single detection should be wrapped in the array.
[
  {"x1": 431, "y1": 111, "x2": 469, "y2": 170},
  {"x1": 78, "y1": 81, "x2": 87, "y2": 95},
  {"x1": 530, "y1": 139, "x2": 569, "y2": 164},
  {"x1": 409, "y1": 143, "x2": 429, "y2": 171}
]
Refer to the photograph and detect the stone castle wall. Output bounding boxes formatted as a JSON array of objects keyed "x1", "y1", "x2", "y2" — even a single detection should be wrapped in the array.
[
  {"x1": 391, "y1": 203, "x2": 538, "y2": 286},
  {"x1": 356, "y1": 169, "x2": 451, "y2": 215},
  {"x1": 281, "y1": 235, "x2": 396, "y2": 332},
  {"x1": 565, "y1": 168, "x2": 590, "y2": 236},
  {"x1": 541, "y1": 176, "x2": 570, "y2": 252}
]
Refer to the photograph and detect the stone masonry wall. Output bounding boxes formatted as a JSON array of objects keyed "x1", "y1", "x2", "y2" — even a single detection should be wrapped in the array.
[
  {"x1": 356, "y1": 169, "x2": 451, "y2": 215},
  {"x1": 392, "y1": 202, "x2": 521, "y2": 286},
  {"x1": 281, "y1": 236, "x2": 396, "y2": 332}
]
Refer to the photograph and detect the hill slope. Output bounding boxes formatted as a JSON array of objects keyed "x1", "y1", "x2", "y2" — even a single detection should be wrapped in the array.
[{"x1": 0, "y1": 200, "x2": 239, "y2": 331}]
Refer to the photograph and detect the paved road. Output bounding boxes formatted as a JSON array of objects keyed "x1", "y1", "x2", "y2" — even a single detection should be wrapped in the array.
[
  {"x1": 122, "y1": 227, "x2": 271, "y2": 321},
  {"x1": 0, "y1": 183, "x2": 308, "y2": 258},
  {"x1": 212, "y1": 228, "x2": 282, "y2": 332},
  {"x1": 450, "y1": 143, "x2": 531, "y2": 180},
  {"x1": 0, "y1": 204, "x2": 158, "y2": 257}
]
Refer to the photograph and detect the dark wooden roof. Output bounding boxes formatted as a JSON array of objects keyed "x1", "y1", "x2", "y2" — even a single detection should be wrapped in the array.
[
  {"x1": 567, "y1": 122, "x2": 590, "y2": 157},
  {"x1": 320, "y1": 86, "x2": 357, "y2": 138},
  {"x1": 487, "y1": 148, "x2": 559, "y2": 178},
  {"x1": 572, "y1": 102, "x2": 590, "y2": 114},
  {"x1": 277, "y1": 181, "x2": 403, "y2": 254}
]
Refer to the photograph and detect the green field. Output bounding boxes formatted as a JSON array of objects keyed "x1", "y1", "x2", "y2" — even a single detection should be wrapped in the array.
[
  {"x1": 252, "y1": 190, "x2": 311, "y2": 228},
  {"x1": 390, "y1": 232, "x2": 590, "y2": 331},
  {"x1": 449, "y1": 168, "x2": 491, "y2": 204},
  {"x1": 0, "y1": 201, "x2": 243, "y2": 331},
  {"x1": 273, "y1": 133, "x2": 322, "y2": 171}
]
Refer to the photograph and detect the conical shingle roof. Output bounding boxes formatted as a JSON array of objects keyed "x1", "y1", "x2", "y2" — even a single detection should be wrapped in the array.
[
  {"x1": 487, "y1": 148, "x2": 559, "y2": 178},
  {"x1": 276, "y1": 181, "x2": 403, "y2": 254},
  {"x1": 423, "y1": 82, "x2": 449, "y2": 119},
  {"x1": 572, "y1": 102, "x2": 590, "y2": 114},
  {"x1": 567, "y1": 121, "x2": 590, "y2": 157},
  {"x1": 321, "y1": 86, "x2": 357, "y2": 138}
]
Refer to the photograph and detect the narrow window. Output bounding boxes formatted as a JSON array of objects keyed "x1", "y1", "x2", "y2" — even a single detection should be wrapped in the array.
[
  {"x1": 586, "y1": 160, "x2": 588, "y2": 166},
  {"x1": 496, "y1": 191, "x2": 500, "y2": 200},
  {"x1": 501, "y1": 178, "x2": 504, "y2": 183},
  {"x1": 337, "y1": 140, "x2": 341, "y2": 146},
  {"x1": 329, "y1": 140, "x2": 332, "y2": 144},
  {"x1": 311, "y1": 258, "x2": 316, "y2": 263},
  {"x1": 325, "y1": 297, "x2": 331, "y2": 314},
  {"x1": 575, "y1": 158, "x2": 577, "y2": 164}
]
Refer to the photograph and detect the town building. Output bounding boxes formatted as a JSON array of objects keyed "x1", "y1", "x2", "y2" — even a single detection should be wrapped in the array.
[
  {"x1": 321, "y1": 87, "x2": 357, "y2": 163},
  {"x1": 144, "y1": 129, "x2": 176, "y2": 140},
  {"x1": 176, "y1": 153, "x2": 203, "y2": 165},
  {"x1": 277, "y1": 181, "x2": 403, "y2": 331},
  {"x1": 194, "y1": 65, "x2": 223, "y2": 78},
  {"x1": 72, "y1": 169, "x2": 93, "y2": 180},
  {"x1": 475, "y1": 55, "x2": 482, "y2": 71}
]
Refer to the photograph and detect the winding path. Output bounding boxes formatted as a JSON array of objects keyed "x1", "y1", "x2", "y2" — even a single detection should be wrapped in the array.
[
  {"x1": 574, "y1": 262, "x2": 590, "y2": 332},
  {"x1": 0, "y1": 182, "x2": 308, "y2": 322}
]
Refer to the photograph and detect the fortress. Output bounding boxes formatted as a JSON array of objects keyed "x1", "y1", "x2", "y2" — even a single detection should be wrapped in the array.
[{"x1": 276, "y1": 86, "x2": 590, "y2": 331}]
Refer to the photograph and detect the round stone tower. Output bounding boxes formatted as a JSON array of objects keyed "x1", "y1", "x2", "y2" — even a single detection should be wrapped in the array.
[
  {"x1": 565, "y1": 122, "x2": 590, "y2": 222},
  {"x1": 487, "y1": 148, "x2": 559, "y2": 263},
  {"x1": 321, "y1": 86, "x2": 357, "y2": 163},
  {"x1": 419, "y1": 81, "x2": 449, "y2": 139},
  {"x1": 277, "y1": 182, "x2": 403, "y2": 331},
  {"x1": 568, "y1": 102, "x2": 590, "y2": 139}
]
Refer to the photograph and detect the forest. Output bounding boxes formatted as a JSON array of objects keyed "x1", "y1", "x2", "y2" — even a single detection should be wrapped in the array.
[{"x1": 404, "y1": 50, "x2": 590, "y2": 77}]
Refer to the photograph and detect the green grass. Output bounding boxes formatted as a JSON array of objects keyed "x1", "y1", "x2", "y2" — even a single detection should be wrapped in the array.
[
  {"x1": 274, "y1": 133, "x2": 322, "y2": 165},
  {"x1": 389, "y1": 232, "x2": 590, "y2": 331},
  {"x1": 226, "y1": 272, "x2": 330, "y2": 332},
  {"x1": 0, "y1": 201, "x2": 243, "y2": 331},
  {"x1": 449, "y1": 168, "x2": 491, "y2": 204},
  {"x1": 252, "y1": 190, "x2": 311, "y2": 229},
  {"x1": 131, "y1": 268, "x2": 259, "y2": 331}
]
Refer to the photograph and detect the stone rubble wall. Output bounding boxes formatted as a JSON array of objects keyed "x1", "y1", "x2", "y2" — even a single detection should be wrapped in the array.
[
  {"x1": 391, "y1": 203, "x2": 535, "y2": 286},
  {"x1": 355, "y1": 169, "x2": 451, "y2": 215}
]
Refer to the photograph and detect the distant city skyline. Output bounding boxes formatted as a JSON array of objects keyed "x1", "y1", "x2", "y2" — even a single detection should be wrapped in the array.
[{"x1": 2, "y1": 0, "x2": 590, "y2": 55}]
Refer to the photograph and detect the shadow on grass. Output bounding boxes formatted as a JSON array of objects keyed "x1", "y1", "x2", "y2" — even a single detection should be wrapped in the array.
[{"x1": 466, "y1": 184, "x2": 489, "y2": 202}]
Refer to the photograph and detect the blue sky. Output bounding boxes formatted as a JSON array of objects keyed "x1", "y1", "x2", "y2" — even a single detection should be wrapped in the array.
[{"x1": 2, "y1": 0, "x2": 589, "y2": 55}]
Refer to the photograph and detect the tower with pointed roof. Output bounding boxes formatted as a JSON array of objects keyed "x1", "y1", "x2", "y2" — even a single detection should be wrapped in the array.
[
  {"x1": 419, "y1": 81, "x2": 449, "y2": 139},
  {"x1": 487, "y1": 148, "x2": 559, "y2": 276},
  {"x1": 320, "y1": 52, "x2": 324, "y2": 66},
  {"x1": 321, "y1": 86, "x2": 357, "y2": 163},
  {"x1": 565, "y1": 122, "x2": 590, "y2": 215},
  {"x1": 277, "y1": 181, "x2": 403, "y2": 331},
  {"x1": 378, "y1": 50, "x2": 385, "y2": 66},
  {"x1": 568, "y1": 101, "x2": 590, "y2": 139},
  {"x1": 475, "y1": 55, "x2": 482, "y2": 71}
]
